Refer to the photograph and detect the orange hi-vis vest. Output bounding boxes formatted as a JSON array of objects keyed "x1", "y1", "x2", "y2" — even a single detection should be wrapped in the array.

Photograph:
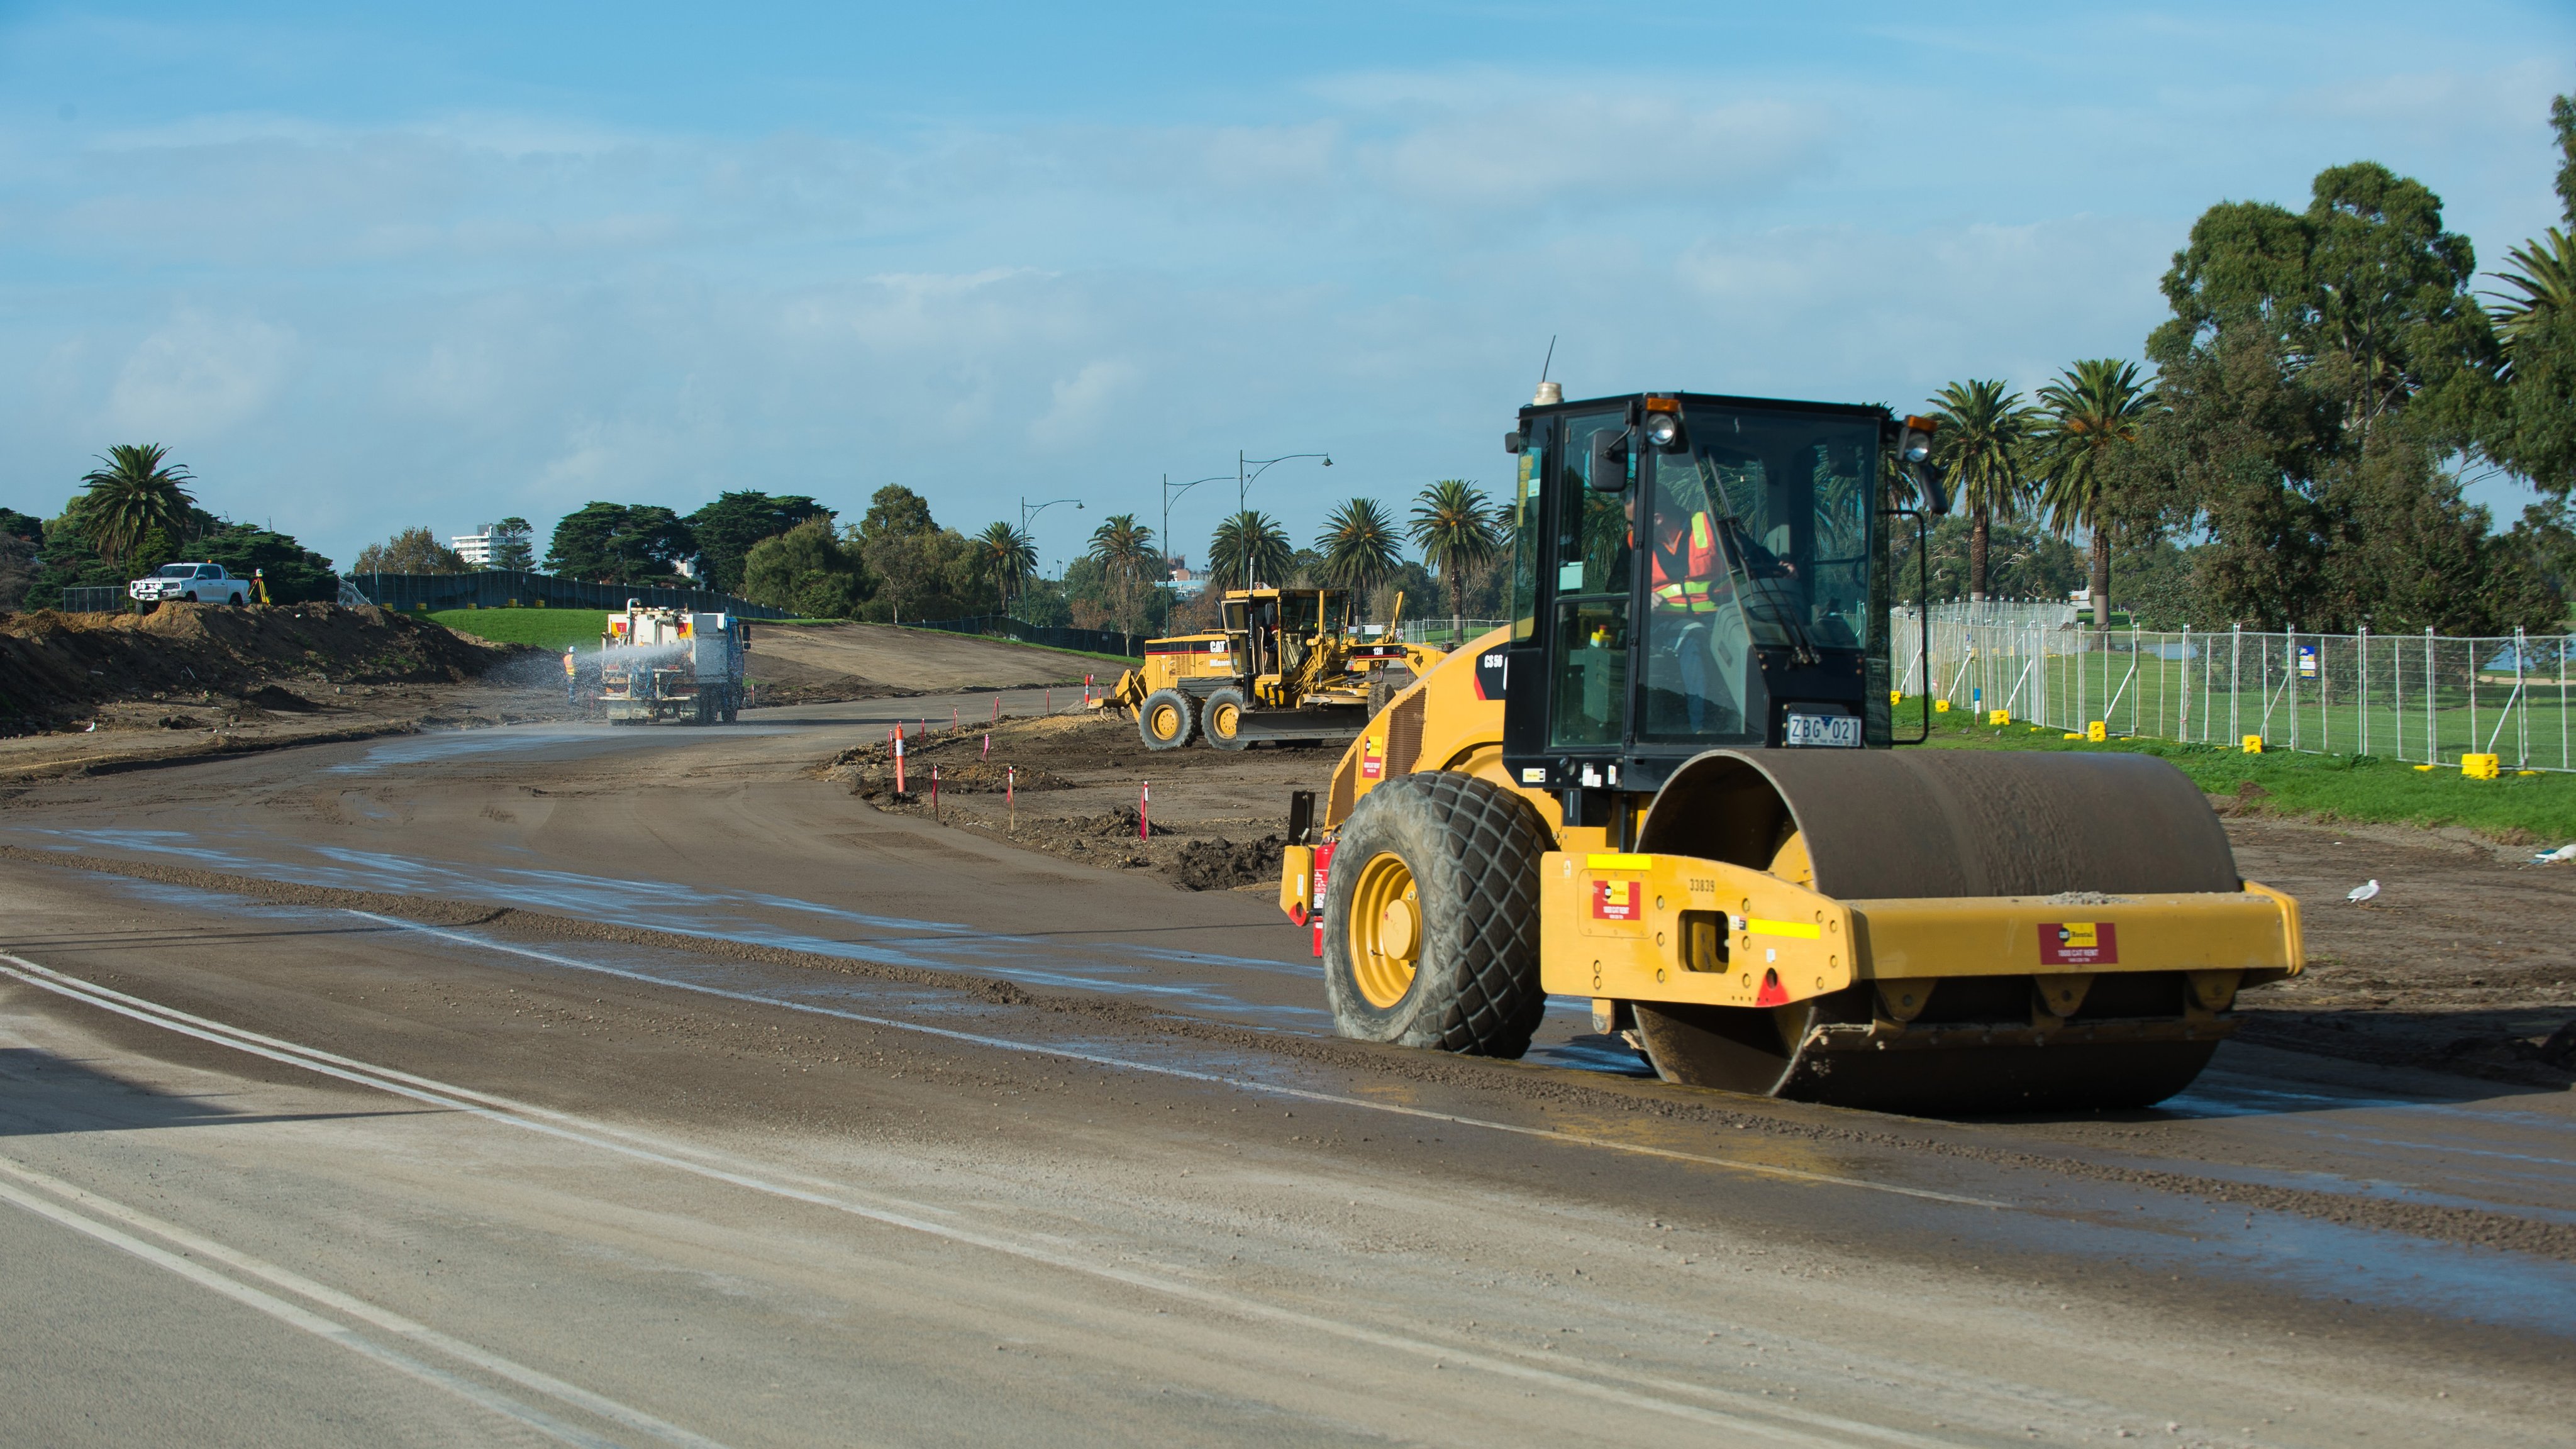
[{"x1": 1651, "y1": 512, "x2": 1719, "y2": 611}]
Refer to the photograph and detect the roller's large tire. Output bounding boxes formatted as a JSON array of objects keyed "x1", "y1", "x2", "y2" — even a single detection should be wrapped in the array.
[
  {"x1": 1202, "y1": 686, "x2": 1252, "y2": 751},
  {"x1": 1139, "y1": 688, "x2": 1197, "y2": 750},
  {"x1": 1323, "y1": 771, "x2": 1550, "y2": 1057}
]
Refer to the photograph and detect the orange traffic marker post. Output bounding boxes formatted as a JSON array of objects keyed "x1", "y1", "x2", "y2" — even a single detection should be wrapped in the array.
[
  {"x1": 1140, "y1": 780, "x2": 1150, "y2": 840},
  {"x1": 1007, "y1": 766, "x2": 1016, "y2": 832},
  {"x1": 892, "y1": 731, "x2": 906, "y2": 794}
]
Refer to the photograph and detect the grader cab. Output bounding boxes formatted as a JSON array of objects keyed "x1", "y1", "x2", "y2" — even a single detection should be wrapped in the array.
[{"x1": 1278, "y1": 388, "x2": 2302, "y2": 1114}]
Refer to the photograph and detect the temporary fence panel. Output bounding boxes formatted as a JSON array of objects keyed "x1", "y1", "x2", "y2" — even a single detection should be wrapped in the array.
[
  {"x1": 58, "y1": 586, "x2": 126, "y2": 613},
  {"x1": 1888, "y1": 606, "x2": 2576, "y2": 772}
]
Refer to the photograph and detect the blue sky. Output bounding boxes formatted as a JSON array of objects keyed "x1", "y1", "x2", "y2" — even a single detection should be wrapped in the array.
[{"x1": 4, "y1": 2, "x2": 2571, "y2": 577}]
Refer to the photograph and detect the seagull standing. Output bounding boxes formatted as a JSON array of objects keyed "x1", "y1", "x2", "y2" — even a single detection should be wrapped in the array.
[{"x1": 2347, "y1": 879, "x2": 2380, "y2": 904}]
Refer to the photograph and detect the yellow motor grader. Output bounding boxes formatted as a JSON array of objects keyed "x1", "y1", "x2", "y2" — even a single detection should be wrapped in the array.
[
  {"x1": 1274, "y1": 389, "x2": 2303, "y2": 1113},
  {"x1": 1103, "y1": 588, "x2": 1445, "y2": 752}
]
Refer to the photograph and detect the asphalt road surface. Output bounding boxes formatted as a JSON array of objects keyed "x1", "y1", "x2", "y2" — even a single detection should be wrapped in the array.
[{"x1": 1, "y1": 694, "x2": 2568, "y2": 1448}]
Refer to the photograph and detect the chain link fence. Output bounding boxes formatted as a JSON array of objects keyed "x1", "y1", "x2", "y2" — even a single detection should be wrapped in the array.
[{"x1": 1892, "y1": 606, "x2": 2576, "y2": 770}]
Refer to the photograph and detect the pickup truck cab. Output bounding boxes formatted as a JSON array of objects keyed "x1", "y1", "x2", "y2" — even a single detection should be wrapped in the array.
[{"x1": 130, "y1": 562, "x2": 248, "y2": 606}]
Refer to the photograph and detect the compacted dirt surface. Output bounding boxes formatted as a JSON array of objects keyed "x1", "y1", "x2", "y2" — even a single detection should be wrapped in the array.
[
  {"x1": 0, "y1": 668, "x2": 2569, "y2": 1446},
  {"x1": 743, "y1": 619, "x2": 1100, "y2": 704}
]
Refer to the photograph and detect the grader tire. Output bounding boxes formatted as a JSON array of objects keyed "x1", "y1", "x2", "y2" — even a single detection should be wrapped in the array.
[
  {"x1": 1323, "y1": 771, "x2": 1550, "y2": 1057},
  {"x1": 1203, "y1": 686, "x2": 1251, "y2": 752},
  {"x1": 1140, "y1": 688, "x2": 1197, "y2": 751}
]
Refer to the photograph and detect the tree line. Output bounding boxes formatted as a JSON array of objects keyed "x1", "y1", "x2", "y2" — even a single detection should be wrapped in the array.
[
  {"x1": 324, "y1": 480, "x2": 1518, "y2": 635},
  {"x1": 1899, "y1": 94, "x2": 2576, "y2": 638}
]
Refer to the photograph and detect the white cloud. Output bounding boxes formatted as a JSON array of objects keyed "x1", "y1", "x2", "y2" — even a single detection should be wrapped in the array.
[
  {"x1": 1363, "y1": 94, "x2": 1824, "y2": 208},
  {"x1": 1030, "y1": 359, "x2": 1138, "y2": 449},
  {"x1": 105, "y1": 309, "x2": 294, "y2": 438}
]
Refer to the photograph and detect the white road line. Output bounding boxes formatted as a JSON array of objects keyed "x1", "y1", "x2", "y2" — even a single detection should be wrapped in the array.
[
  {"x1": 343, "y1": 910, "x2": 2009, "y2": 1209},
  {"x1": 0, "y1": 949, "x2": 1952, "y2": 1448},
  {"x1": 0, "y1": 1153, "x2": 735, "y2": 1449},
  {"x1": 0, "y1": 1174, "x2": 630, "y2": 1449}
]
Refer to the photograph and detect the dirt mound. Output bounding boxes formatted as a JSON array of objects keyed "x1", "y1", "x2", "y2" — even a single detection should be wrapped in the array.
[
  {"x1": 1169, "y1": 835, "x2": 1284, "y2": 891},
  {"x1": 824, "y1": 726, "x2": 1075, "y2": 800},
  {"x1": 0, "y1": 602, "x2": 528, "y2": 735}
]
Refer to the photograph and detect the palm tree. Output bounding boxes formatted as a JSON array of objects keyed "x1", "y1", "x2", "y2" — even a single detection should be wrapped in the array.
[
  {"x1": 1209, "y1": 511, "x2": 1294, "y2": 591},
  {"x1": 1316, "y1": 499, "x2": 1402, "y2": 620},
  {"x1": 1085, "y1": 513, "x2": 1158, "y2": 640},
  {"x1": 79, "y1": 443, "x2": 197, "y2": 568},
  {"x1": 2486, "y1": 228, "x2": 2575, "y2": 363},
  {"x1": 974, "y1": 521, "x2": 1037, "y2": 618},
  {"x1": 2035, "y1": 360, "x2": 2159, "y2": 638},
  {"x1": 1408, "y1": 479, "x2": 1499, "y2": 641},
  {"x1": 1926, "y1": 379, "x2": 2040, "y2": 602}
]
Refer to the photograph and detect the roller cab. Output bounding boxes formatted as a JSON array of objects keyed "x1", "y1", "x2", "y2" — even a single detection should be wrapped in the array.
[{"x1": 1280, "y1": 387, "x2": 2304, "y2": 1114}]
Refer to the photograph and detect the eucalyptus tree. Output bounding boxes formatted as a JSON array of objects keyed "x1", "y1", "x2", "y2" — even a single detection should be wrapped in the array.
[
  {"x1": 1208, "y1": 511, "x2": 1294, "y2": 591},
  {"x1": 77, "y1": 443, "x2": 197, "y2": 568},
  {"x1": 1407, "y1": 479, "x2": 1499, "y2": 640},
  {"x1": 1926, "y1": 379, "x2": 2039, "y2": 602},
  {"x1": 1085, "y1": 513, "x2": 1158, "y2": 637},
  {"x1": 2035, "y1": 360, "x2": 2159, "y2": 636},
  {"x1": 1316, "y1": 498, "x2": 1402, "y2": 619}
]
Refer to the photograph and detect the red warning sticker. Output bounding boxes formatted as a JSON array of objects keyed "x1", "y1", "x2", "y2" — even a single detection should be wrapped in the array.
[
  {"x1": 1360, "y1": 740, "x2": 1384, "y2": 779},
  {"x1": 1592, "y1": 879, "x2": 1641, "y2": 921},
  {"x1": 2040, "y1": 921, "x2": 2118, "y2": 966}
]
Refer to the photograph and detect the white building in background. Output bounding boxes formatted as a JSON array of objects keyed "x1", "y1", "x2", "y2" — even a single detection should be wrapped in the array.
[{"x1": 451, "y1": 526, "x2": 496, "y2": 566}]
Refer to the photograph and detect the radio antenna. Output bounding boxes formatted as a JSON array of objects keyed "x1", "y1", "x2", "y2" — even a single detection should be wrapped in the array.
[{"x1": 1538, "y1": 335, "x2": 1556, "y2": 382}]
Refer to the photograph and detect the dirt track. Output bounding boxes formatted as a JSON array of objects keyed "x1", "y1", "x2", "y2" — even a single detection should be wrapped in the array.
[
  {"x1": 745, "y1": 619, "x2": 1102, "y2": 701},
  {"x1": 0, "y1": 662, "x2": 2570, "y2": 1445}
]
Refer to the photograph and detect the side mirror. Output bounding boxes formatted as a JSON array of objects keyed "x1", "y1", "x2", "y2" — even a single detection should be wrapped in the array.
[
  {"x1": 1504, "y1": 431, "x2": 1524, "y2": 454},
  {"x1": 1587, "y1": 428, "x2": 1630, "y2": 493},
  {"x1": 1913, "y1": 460, "x2": 1951, "y2": 517}
]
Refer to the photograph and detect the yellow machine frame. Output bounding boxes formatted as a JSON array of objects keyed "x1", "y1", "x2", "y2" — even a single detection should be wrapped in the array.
[{"x1": 1280, "y1": 626, "x2": 2301, "y2": 1053}]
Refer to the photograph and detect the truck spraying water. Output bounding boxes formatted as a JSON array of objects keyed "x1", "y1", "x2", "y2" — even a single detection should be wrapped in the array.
[{"x1": 593, "y1": 601, "x2": 748, "y2": 724}]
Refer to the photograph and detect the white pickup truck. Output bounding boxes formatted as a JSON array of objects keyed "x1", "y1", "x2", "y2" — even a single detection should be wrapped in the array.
[{"x1": 129, "y1": 562, "x2": 250, "y2": 606}]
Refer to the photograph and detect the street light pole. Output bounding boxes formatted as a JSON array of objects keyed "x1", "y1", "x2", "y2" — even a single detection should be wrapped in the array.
[
  {"x1": 1160, "y1": 472, "x2": 1232, "y2": 592},
  {"x1": 1015, "y1": 496, "x2": 1082, "y2": 623},
  {"x1": 1232, "y1": 450, "x2": 1332, "y2": 591}
]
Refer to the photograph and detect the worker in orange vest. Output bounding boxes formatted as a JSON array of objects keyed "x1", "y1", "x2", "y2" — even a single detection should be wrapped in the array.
[{"x1": 1644, "y1": 484, "x2": 1727, "y2": 730}]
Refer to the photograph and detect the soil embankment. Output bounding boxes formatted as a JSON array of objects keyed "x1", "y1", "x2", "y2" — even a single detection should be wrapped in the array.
[
  {"x1": 0, "y1": 602, "x2": 525, "y2": 733},
  {"x1": 0, "y1": 603, "x2": 572, "y2": 780}
]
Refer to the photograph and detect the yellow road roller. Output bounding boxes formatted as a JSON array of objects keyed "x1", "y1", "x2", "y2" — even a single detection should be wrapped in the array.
[{"x1": 1277, "y1": 388, "x2": 2301, "y2": 1113}]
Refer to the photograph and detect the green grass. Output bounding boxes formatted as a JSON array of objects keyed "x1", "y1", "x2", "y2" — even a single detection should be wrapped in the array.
[
  {"x1": 1899, "y1": 702, "x2": 2576, "y2": 843},
  {"x1": 429, "y1": 608, "x2": 612, "y2": 652}
]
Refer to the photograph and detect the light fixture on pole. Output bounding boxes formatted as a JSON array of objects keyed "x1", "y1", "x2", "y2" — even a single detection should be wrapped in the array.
[
  {"x1": 1233, "y1": 450, "x2": 1332, "y2": 589},
  {"x1": 1160, "y1": 472, "x2": 1232, "y2": 592},
  {"x1": 1014, "y1": 496, "x2": 1082, "y2": 621}
]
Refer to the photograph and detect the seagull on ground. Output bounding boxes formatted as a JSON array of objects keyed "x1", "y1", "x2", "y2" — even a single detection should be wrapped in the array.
[{"x1": 2347, "y1": 879, "x2": 2380, "y2": 904}]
